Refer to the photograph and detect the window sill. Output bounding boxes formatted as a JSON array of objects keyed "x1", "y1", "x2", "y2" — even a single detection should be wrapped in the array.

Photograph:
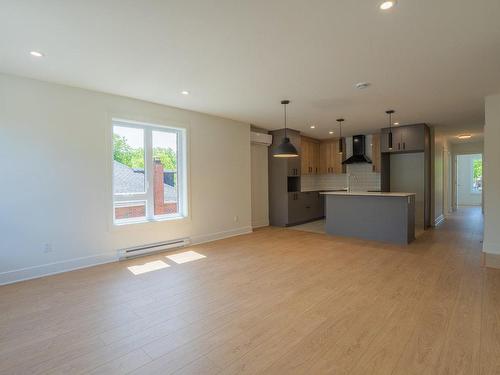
[{"x1": 112, "y1": 215, "x2": 188, "y2": 228}]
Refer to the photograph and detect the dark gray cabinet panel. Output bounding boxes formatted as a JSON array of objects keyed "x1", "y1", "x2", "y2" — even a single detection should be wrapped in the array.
[
  {"x1": 401, "y1": 125, "x2": 425, "y2": 152},
  {"x1": 380, "y1": 124, "x2": 426, "y2": 153},
  {"x1": 380, "y1": 123, "x2": 431, "y2": 229},
  {"x1": 288, "y1": 192, "x2": 303, "y2": 224},
  {"x1": 269, "y1": 128, "x2": 325, "y2": 227},
  {"x1": 287, "y1": 192, "x2": 324, "y2": 226}
]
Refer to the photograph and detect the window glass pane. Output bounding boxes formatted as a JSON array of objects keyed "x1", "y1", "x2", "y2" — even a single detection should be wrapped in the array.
[
  {"x1": 114, "y1": 201, "x2": 146, "y2": 221},
  {"x1": 113, "y1": 126, "x2": 145, "y2": 194},
  {"x1": 472, "y1": 157, "x2": 482, "y2": 192},
  {"x1": 152, "y1": 130, "x2": 179, "y2": 215}
]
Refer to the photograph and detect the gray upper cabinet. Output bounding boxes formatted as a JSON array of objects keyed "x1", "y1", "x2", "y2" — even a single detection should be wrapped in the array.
[
  {"x1": 400, "y1": 125, "x2": 425, "y2": 152},
  {"x1": 380, "y1": 124, "x2": 427, "y2": 153}
]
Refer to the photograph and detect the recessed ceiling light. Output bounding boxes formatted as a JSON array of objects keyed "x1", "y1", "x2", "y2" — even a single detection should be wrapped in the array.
[
  {"x1": 329, "y1": 131, "x2": 334, "y2": 135},
  {"x1": 29, "y1": 51, "x2": 44, "y2": 57},
  {"x1": 458, "y1": 134, "x2": 472, "y2": 139},
  {"x1": 380, "y1": 1, "x2": 396, "y2": 10},
  {"x1": 394, "y1": 122, "x2": 399, "y2": 125},
  {"x1": 310, "y1": 125, "x2": 316, "y2": 129},
  {"x1": 355, "y1": 82, "x2": 371, "y2": 90},
  {"x1": 181, "y1": 90, "x2": 190, "y2": 95}
]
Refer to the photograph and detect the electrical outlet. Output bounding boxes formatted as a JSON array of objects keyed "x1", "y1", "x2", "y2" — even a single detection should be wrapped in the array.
[
  {"x1": 43, "y1": 243, "x2": 53, "y2": 253},
  {"x1": 233, "y1": 215, "x2": 239, "y2": 222}
]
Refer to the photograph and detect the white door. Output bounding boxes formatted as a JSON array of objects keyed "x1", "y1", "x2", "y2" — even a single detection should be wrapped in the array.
[{"x1": 457, "y1": 154, "x2": 482, "y2": 206}]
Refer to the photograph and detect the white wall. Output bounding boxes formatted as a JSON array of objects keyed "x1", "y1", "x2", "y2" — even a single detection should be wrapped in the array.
[
  {"x1": 250, "y1": 143, "x2": 269, "y2": 228},
  {"x1": 483, "y1": 94, "x2": 500, "y2": 264},
  {"x1": 0, "y1": 74, "x2": 252, "y2": 284},
  {"x1": 457, "y1": 154, "x2": 482, "y2": 206}
]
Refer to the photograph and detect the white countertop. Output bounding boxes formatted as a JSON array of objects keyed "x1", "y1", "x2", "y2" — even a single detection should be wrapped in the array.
[{"x1": 320, "y1": 191, "x2": 416, "y2": 197}]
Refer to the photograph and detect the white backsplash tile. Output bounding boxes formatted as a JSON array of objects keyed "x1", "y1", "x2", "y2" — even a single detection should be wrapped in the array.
[{"x1": 301, "y1": 163, "x2": 380, "y2": 192}]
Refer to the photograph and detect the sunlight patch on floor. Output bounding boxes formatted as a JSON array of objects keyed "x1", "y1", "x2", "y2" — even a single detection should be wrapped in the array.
[
  {"x1": 127, "y1": 260, "x2": 170, "y2": 275},
  {"x1": 166, "y1": 250, "x2": 207, "y2": 264}
]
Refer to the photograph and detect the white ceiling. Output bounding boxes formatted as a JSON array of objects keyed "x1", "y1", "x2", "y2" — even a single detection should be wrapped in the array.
[{"x1": 1, "y1": 0, "x2": 499, "y2": 139}]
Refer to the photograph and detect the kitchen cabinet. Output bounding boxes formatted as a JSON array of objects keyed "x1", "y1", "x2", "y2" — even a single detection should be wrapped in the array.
[
  {"x1": 400, "y1": 125, "x2": 426, "y2": 152},
  {"x1": 268, "y1": 128, "x2": 327, "y2": 227},
  {"x1": 380, "y1": 123, "x2": 431, "y2": 228},
  {"x1": 320, "y1": 138, "x2": 345, "y2": 174},
  {"x1": 288, "y1": 191, "x2": 324, "y2": 225},
  {"x1": 288, "y1": 192, "x2": 303, "y2": 224},
  {"x1": 380, "y1": 124, "x2": 427, "y2": 153},
  {"x1": 300, "y1": 136, "x2": 320, "y2": 175}
]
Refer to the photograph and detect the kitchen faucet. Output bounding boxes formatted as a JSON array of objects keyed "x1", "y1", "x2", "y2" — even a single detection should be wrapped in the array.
[{"x1": 346, "y1": 173, "x2": 358, "y2": 193}]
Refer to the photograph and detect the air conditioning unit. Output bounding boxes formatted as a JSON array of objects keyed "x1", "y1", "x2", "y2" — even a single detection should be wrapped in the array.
[
  {"x1": 251, "y1": 131, "x2": 272, "y2": 146},
  {"x1": 118, "y1": 238, "x2": 190, "y2": 260}
]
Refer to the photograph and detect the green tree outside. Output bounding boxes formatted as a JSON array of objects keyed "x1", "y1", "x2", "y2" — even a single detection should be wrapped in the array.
[
  {"x1": 113, "y1": 134, "x2": 176, "y2": 171},
  {"x1": 473, "y1": 159, "x2": 482, "y2": 180}
]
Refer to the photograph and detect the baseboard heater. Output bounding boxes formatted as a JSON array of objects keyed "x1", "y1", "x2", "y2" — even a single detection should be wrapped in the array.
[{"x1": 118, "y1": 238, "x2": 190, "y2": 260}]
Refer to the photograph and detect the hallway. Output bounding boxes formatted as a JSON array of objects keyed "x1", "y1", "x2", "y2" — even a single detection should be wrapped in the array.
[{"x1": 0, "y1": 207, "x2": 499, "y2": 374}]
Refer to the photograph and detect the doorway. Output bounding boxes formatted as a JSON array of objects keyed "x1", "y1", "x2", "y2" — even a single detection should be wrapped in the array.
[{"x1": 456, "y1": 153, "x2": 482, "y2": 207}]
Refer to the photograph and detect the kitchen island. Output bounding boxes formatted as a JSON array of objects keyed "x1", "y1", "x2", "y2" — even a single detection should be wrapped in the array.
[{"x1": 320, "y1": 191, "x2": 416, "y2": 245}]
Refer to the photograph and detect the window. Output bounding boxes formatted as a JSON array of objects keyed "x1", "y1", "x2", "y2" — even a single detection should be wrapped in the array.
[
  {"x1": 471, "y1": 156, "x2": 482, "y2": 193},
  {"x1": 112, "y1": 119, "x2": 187, "y2": 224}
]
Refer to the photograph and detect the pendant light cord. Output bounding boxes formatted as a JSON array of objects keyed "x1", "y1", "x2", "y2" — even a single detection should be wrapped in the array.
[
  {"x1": 386, "y1": 110, "x2": 395, "y2": 132},
  {"x1": 284, "y1": 102, "x2": 287, "y2": 138}
]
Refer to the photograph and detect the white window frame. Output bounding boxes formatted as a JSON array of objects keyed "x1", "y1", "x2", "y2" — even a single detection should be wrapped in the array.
[{"x1": 112, "y1": 118, "x2": 187, "y2": 225}]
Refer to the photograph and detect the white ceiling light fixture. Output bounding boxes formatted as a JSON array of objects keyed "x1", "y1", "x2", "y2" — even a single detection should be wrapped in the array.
[
  {"x1": 394, "y1": 122, "x2": 399, "y2": 125},
  {"x1": 457, "y1": 134, "x2": 472, "y2": 139},
  {"x1": 29, "y1": 51, "x2": 44, "y2": 57},
  {"x1": 380, "y1": 1, "x2": 397, "y2": 10},
  {"x1": 181, "y1": 90, "x2": 190, "y2": 95},
  {"x1": 329, "y1": 131, "x2": 334, "y2": 134},
  {"x1": 310, "y1": 125, "x2": 316, "y2": 129},
  {"x1": 355, "y1": 82, "x2": 371, "y2": 90}
]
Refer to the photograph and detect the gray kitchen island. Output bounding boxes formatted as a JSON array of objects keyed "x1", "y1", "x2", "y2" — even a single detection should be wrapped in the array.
[{"x1": 320, "y1": 192, "x2": 416, "y2": 245}]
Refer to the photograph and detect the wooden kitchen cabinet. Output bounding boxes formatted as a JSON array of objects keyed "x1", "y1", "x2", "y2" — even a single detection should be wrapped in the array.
[
  {"x1": 320, "y1": 138, "x2": 344, "y2": 174},
  {"x1": 301, "y1": 136, "x2": 320, "y2": 175}
]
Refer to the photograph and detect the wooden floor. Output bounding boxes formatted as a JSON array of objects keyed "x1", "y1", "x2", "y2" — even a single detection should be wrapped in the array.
[{"x1": 1, "y1": 207, "x2": 500, "y2": 374}]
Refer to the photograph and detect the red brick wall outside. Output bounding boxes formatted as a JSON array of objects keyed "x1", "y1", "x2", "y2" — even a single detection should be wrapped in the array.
[
  {"x1": 115, "y1": 202, "x2": 177, "y2": 219},
  {"x1": 115, "y1": 158, "x2": 177, "y2": 220},
  {"x1": 115, "y1": 205, "x2": 145, "y2": 219}
]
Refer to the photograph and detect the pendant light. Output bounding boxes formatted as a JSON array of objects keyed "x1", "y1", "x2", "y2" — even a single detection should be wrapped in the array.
[
  {"x1": 386, "y1": 110, "x2": 395, "y2": 150},
  {"x1": 273, "y1": 100, "x2": 299, "y2": 158},
  {"x1": 337, "y1": 118, "x2": 345, "y2": 154}
]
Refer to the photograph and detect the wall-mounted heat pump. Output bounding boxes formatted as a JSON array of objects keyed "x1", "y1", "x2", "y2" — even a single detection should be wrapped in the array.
[{"x1": 251, "y1": 131, "x2": 272, "y2": 146}]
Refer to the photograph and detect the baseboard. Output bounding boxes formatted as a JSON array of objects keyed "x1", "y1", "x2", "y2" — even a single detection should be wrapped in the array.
[
  {"x1": 191, "y1": 226, "x2": 253, "y2": 245},
  {"x1": 1, "y1": 226, "x2": 253, "y2": 286},
  {"x1": 252, "y1": 219, "x2": 269, "y2": 229},
  {"x1": 482, "y1": 251, "x2": 500, "y2": 269},
  {"x1": 481, "y1": 242, "x2": 500, "y2": 269},
  {"x1": 434, "y1": 214, "x2": 445, "y2": 227},
  {"x1": 0, "y1": 253, "x2": 117, "y2": 286}
]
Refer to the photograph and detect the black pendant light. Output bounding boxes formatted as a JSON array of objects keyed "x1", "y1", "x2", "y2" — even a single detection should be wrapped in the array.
[
  {"x1": 386, "y1": 110, "x2": 395, "y2": 150},
  {"x1": 273, "y1": 100, "x2": 299, "y2": 158},
  {"x1": 337, "y1": 118, "x2": 345, "y2": 154}
]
